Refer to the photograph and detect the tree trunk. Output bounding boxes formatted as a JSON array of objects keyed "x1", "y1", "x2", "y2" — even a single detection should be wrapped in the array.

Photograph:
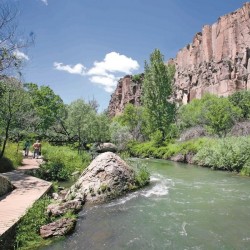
[{"x1": 0, "y1": 119, "x2": 11, "y2": 159}]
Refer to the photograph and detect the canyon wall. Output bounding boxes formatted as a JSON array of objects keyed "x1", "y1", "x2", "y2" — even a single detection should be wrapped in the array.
[
  {"x1": 108, "y1": 2, "x2": 250, "y2": 116},
  {"x1": 174, "y1": 2, "x2": 250, "y2": 104},
  {"x1": 108, "y1": 75, "x2": 142, "y2": 117}
]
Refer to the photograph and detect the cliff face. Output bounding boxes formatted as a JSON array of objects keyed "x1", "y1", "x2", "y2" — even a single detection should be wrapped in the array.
[
  {"x1": 108, "y1": 75, "x2": 142, "y2": 117},
  {"x1": 174, "y1": 2, "x2": 250, "y2": 104},
  {"x1": 108, "y1": 2, "x2": 250, "y2": 116}
]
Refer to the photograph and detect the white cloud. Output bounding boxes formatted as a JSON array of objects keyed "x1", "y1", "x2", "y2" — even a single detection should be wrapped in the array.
[
  {"x1": 54, "y1": 62, "x2": 86, "y2": 75},
  {"x1": 53, "y1": 52, "x2": 139, "y2": 93},
  {"x1": 13, "y1": 50, "x2": 29, "y2": 61},
  {"x1": 88, "y1": 52, "x2": 139, "y2": 76},
  {"x1": 41, "y1": 0, "x2": 48, "y2": 5},
  {"x1": 89, "y1": 75, "x2": 118, "y2": 93}
]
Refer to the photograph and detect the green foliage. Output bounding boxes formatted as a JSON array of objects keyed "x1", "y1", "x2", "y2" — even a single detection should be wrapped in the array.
[
  {"x1": 110, "y1": 121, "x2": 133, "y2": 151},
  {"x1": 4, "y1": 142, "x2": 23, "y2": 167},
  {"x1": 134, "y1": 165, "x2": 150, "y2": 187},
  {"x1": 24, "y1": 83, "x2": 65, "y2": 134},
  {"x1": 14, "y1": 196, "x2": 52, "y2": 250},
  {"x1": 129, "y1": 137, "x2": 210, "y2": 159},
  {"x1": 142, "y1": 49, "x2": 176, "y2": 139},
  {"x1": 34, "y1": 143, "x2": 91, "y2": 181},
  {"x1": 178, "y1": 94, "x2": 241, "y2": 137},
  {"x1": 202, "y1": 96, "x2": 241, "y2": 137},
  {"x1": 229, "y1": 90, "x2": 250, "y2": 119},
  {"x1": 0, "y1": 143, "x2": 23, "y2": 172},
  {"x1": 66, "y1": 99, "x2": 110, "y2": 147},
  {"x1": 150, "y1": 130, "x2": 163, "y2": 147},
  {"x1": 194, "y1": 136, "x2": 250, "y2": 172},
  {"x1": 131, "y1": 74, "x2": 143, "y2": 83},
  {"x1": 0, "y1": 79, "x2": 31, "y2": 159},
  {"x1": 115, "y1": 104, "x2": 150, "y2": 141},
  {"x1": 241, "y1": 161, "x2": 250, "y2": 176}
]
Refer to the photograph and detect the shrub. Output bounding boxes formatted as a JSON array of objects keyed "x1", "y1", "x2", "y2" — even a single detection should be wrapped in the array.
[
  {"x1": 229, "y1": 90, "x2": 250, "y2": 119},
  {"x1": 194, "y1": 136, "x2": 250, "y2": 172},
  {"x1": 0, "y1": 143, "x2": 23, "y2": 172},
  {"x1": 110, "y1": 121, "x2": 133, "y2": 151},
  {"x1": 241, "y1": 161, "x2": 250, "y2": 176},
  {"x1": 34, "y1": 143, "x2": 91, "y2": 181}
]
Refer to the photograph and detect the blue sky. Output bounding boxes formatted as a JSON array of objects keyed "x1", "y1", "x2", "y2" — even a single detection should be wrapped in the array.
[{"x1": 13, "y1": 0, "x2": 247, "y2": 111}]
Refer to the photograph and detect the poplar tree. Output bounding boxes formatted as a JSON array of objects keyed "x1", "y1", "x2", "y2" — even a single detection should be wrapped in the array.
[{"x1": 142, "y1": 49, "x2": 175, "y2": 140}]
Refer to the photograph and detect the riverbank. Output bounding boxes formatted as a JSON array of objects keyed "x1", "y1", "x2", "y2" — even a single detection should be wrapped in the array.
[{"x1": 128, "y1": 136, "x2": 250, "y2": 176}]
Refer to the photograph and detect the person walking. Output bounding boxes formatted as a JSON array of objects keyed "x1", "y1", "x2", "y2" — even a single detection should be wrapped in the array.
[
  {"x1": 24, "y1": 140, "x2": 31, "y2": 157},
  {"x1": 33, "y1": 140, "x2": 41, "y2": 159}
]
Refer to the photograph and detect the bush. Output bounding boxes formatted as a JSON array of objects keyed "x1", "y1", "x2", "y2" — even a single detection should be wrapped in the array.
[
  {"x1": 229, "y1": 90, "x2": 250, "y2": 119},
  {"x1": 34, "y1": 143, "x2": 91, "y2": 181},
  {"x1": 0, "y1": 143, "x2": 23, "y2": 172},
  {"x1": 194, "y1": 136, "x2": 250, "y2": 172},
  {"x1": 134, "y1": 166, "x2": 150, "y2": 187},
  {"x1": 178, "y1": 94, "x2": 242, "y2": 137},
  {"x1": 241, "y1": 161, "x2": 250, "y2": 176}
]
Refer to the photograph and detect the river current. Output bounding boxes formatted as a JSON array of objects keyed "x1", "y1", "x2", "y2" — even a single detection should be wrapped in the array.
[{"x1": 42, "y1": 159, "x2": 250, "y2": 250}]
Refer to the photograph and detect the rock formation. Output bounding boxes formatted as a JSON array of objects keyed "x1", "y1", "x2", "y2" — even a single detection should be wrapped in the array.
[
  {"x1": 65, "y1": 152, "x2": 138, "y2": 204},
  {"x1": 40, "y1": 218, "x2": 76, "y2": 239},
  {"x1": 174, "y1": 2, "x2": 250, "y2": 104},
  {"x1": 108, "y1": 75, "x2": 142, "y2": 117},
  {"x1": 0, "y1": 175, "x2": 14, "y2": 197},
  {"x1": 108, "y1": 3, "x2": 250, "y2": 115}
]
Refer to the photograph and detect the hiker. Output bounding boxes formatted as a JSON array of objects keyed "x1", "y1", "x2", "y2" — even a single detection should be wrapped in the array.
[
  {"x1": 24, "y1": 140, "x2": 31, "y2": 157},
  {"x1": 33, "y1": 140, "x2": 42, "y2": 159}
]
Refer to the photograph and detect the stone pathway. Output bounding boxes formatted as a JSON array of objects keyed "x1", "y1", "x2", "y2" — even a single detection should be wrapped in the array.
[{"x1": 0, "y1": 156, "x2": 52, "y2": 237}]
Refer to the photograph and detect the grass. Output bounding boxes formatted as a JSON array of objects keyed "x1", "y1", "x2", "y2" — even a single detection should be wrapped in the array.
[
  {"x1": 0, "y1": 143, "x2": 23, "y2": 173},
  {"x1": 128, "y1": 136, "x2": 250, "y2": 176},
  {"x1": 33, "y1": 143, "x2": 91, "y2": 181}
]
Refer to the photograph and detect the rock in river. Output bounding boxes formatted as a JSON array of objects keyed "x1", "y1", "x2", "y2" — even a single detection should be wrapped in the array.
[{"x1": 65, "y1": 152, "x2": 137, "y2": 204}]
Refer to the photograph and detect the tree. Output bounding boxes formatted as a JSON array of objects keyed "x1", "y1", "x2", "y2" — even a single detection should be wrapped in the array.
[
  {"x1": 24, "y1": 83, "x2": 65, "y2": 136},
  {"x1": 0, "y1": 1, "x2": 34, "y2": 75},
  {"x1": 142, "y1": 49, "x2": 175, "y2": 140},
  {"x1": 117, "y1": 104, "x2": 149, "y2": 141},
  {"x1": 0, "y1": 77, "x2": 30, "y2": 159},
  {"x1": 66, "y1": 99, "x2": 96, "y2": 150},
  {"x1": 202, "y1": 96, "x2": 242, "y2": 137}
]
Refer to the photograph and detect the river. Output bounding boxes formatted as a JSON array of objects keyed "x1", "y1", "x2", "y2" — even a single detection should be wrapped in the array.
[{"x1": 42, "y1": 159, "x2": 250, "y2": 250}]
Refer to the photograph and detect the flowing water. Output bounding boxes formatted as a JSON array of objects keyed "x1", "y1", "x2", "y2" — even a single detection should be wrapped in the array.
[{"x1": 42, "y1": 159, "x2": 250, "y2": 250}]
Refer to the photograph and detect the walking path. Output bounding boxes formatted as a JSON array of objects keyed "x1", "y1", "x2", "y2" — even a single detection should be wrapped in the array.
[{"x1": 0, "y1": 156, "x2": 52, "y2": 237}]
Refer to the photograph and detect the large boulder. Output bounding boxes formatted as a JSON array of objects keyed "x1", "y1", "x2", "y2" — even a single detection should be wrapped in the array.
[
  {"x1": 65, "y1": 152, "x2": 137, "y2": 204},
  {"x1": 0, "y1": 174, "x2": 14, "y2": 197}
]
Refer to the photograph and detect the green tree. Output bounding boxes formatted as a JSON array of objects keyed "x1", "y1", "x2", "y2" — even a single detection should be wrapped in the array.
[
  {"x1": 229, "y1": 90, "x2": 250, "y2": 119},
  {"x1": 24, "y1": 83, "x2": 65, "y2": 136},
  {"x1": 142, "y1": 49, "x2": 175, "y2": 140},
  {"x1": 0, "y1": 78, "x2": 30, "y2": 159},
  {"x1": 117, "y1": 104, "x2": 149, "y2": 140},
  {"x1": 202, "y1": 96, "x2": 241, "y2": 137},
  {"x1": 66, "y1": 99, "x2": 96, "y2": 150}
]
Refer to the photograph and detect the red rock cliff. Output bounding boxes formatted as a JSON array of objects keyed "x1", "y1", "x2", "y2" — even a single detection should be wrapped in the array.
[
  {"x1": 108, "y1": 75, "x2": 142, "y2": 117},
  {"x1": 174, "y1": 2, "x2": 250, "y2": 104}
]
